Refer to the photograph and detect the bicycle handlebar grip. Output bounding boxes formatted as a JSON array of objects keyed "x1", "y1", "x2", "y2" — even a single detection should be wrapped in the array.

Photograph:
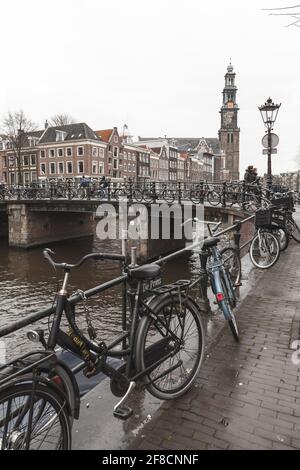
[{"x1": 43, "y1": 248, "x2": 56, "y2": 265}]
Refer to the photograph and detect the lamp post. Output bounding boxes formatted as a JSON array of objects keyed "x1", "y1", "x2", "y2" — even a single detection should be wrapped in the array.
[{"x1": 258, "y1": 97, "x2": 281, "y2": 190}]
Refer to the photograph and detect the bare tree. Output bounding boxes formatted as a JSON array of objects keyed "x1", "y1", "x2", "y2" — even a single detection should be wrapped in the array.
[
  {"x1": 262, "y1": 4, "x2": 300, "y2": 27},
  {"x1": 50, "y1": 113, "x2": 77, "y2": 127},
  {"x1": 1, "y1": 110, "x2": 37, "y2": 184}
]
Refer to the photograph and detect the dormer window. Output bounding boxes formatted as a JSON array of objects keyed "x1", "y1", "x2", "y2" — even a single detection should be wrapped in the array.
[{"x1": 56, "y1": 131, "x2": 67, "y2": 142}]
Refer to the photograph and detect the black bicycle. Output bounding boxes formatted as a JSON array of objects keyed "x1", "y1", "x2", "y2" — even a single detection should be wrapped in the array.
[{"x1": 0, "y1": 249, "x2": 205, "y2": 450}]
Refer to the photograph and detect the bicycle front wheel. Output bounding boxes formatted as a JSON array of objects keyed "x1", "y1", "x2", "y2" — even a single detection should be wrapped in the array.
[
  {"x1": 249, "y1": 231, "x2": 280, "y2": 269},
  {"x1": 220, "y1": 247, "x2": 241, "y2": 286},
  {"x1": 135, "y1": 294, "x2": 205, "y2": 400},
  {"x1": 288, "y1": 217, "x2": 300, "y2": 243},
  {"x1": 0, "y1": 382, "x2": 71, "y2": 450}
]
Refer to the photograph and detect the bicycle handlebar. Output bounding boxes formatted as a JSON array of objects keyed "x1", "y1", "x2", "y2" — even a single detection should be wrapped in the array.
[{"x1": 43, "y1": 248, "x2": 125, "y2": 270}]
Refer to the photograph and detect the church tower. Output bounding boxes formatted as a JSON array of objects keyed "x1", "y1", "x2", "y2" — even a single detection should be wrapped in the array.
[{"x1": 218, "y1": 61, "x2": 240, "y2": 181}]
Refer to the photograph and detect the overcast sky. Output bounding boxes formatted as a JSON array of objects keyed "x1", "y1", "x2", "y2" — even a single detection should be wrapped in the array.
[{"x1": 1, "y1": 0, "x2": 299, "y2": 175}]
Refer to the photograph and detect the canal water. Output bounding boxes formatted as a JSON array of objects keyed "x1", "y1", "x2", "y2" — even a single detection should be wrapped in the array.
[{"x1": 0, "y1": 234, "x2": 201, "y2": 360}]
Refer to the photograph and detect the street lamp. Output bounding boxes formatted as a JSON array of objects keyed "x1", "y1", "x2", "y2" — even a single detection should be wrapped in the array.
[{"x1": 258, "y1": 97, "x2": 281, "y2": 189}]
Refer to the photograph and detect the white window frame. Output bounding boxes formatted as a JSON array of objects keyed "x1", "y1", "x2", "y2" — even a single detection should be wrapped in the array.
[
  {"x1": 40, "y1": 150, "x2": 46, "y2": 159},
  {"x1": 23, "y1": 155, "x2": 29, "y2": 166},
  {"x1": 40, "y1": 163, "x2": 46, "y2": 175},
  {"x1": 58, "y1": 148, "x2": 64, "y2": 158},
  {"x1": 92, "y1": 161, "x2": 97, "y2": 174},
  {"x1": 77, "y1": 146, "x2": 84, "y2": 157},
  {"x1": 30, "y1": 154, "x2": 36, "y2": 166},
  {"x1": 50, "y1": 162, "x2": 56, "y2": 175},
  {"x1": 66, "y1": 161, "x2": 73, "y2": 174},
  {"x1": 99, "y1": 162, "x2": 104, "y2": 174},
  {"x1": 99, "y1": 148, "x2": 104, "y2": 158},
  {"x1": 58, "y1": 162, "x2": 64, "y2": 174},
  {"x1": 114, "y1": 135, "x2": 118, "y2": 143},
  {"x1": 49, "y1": 149, "x2": 56, "y2": 158},
  {"x1": 66, "y1": 147, "x2": 72, "y2": 157},
  {"x1": 77, "y1": 160, "x2": 84, "y2": 174}
]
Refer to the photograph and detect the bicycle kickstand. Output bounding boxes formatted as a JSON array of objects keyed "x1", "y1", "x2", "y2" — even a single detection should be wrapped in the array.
[{"x1": 113, "y1": 381, "x2": 136, "y2": 421}]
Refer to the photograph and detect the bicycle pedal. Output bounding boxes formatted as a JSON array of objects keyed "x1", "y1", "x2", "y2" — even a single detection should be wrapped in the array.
[{"x1": 113, "y1": 405, "x2": 133, "y2": 421}]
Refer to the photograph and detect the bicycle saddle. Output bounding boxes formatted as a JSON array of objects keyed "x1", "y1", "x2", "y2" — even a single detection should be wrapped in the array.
[
  {"x1": 202, "y1": 237, "x2": 220, "y2": 249},
  {"x1": 129, "y1": 264, "x2": 161, "y2": 280}
]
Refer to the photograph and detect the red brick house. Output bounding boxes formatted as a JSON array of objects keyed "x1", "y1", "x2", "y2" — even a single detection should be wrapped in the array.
[
  {"x1": 37, "y1": 123, "x2": 106, "y2": 180},
  {"x1": 95, "y1": 127, "x2": 123, "y2": 181}
]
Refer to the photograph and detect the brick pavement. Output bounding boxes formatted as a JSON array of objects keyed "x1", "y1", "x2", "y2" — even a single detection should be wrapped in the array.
[{"x1": 129, "y1": 239, "x2": 300, "y2": 450}]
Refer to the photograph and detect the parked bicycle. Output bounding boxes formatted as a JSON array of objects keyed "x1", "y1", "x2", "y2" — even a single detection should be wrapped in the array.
[{"x1": 0, "y1": 248, "x2": 205, "y2": 450}]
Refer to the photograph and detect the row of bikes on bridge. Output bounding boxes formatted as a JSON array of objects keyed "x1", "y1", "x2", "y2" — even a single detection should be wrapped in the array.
[
  {"x1": 1, "y1": 179, "x2": 299, "y2": 208},
  {"x1": 0, "y1": 185, "x2": 299, "y2": 449}
]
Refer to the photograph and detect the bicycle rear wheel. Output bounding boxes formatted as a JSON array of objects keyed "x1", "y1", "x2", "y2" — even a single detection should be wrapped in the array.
[
  {"x1": 207, "y1": 190, "x2": 221, "y2": 206},
  {"x1": 135, "y1": 294, "x2": 205, "y2": 400},
  {"x1": 249, "y1": 231, "x2": 280, "y2": 269},
  {"x1": 273, "y1": 229, "x2": 289, "y2": 252},
  {"x1": 0, "y1": 382, "x2": 71, "y2": 450}
]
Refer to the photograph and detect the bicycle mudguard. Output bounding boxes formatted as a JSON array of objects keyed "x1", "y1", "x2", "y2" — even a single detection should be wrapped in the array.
[
  {"x1": 211, "y1": 270, "x2": 232, "y2": 321},
  {"x1": 0, "y1": 372, "x2": 73, "y2": 418}
]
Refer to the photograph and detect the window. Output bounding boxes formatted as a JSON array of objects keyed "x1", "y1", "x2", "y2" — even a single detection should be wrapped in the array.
[
  {"x1": 31, "y1": 171, "x2": 37, "y2": 182},
  {"x1": 2, "y1": 156, "x2": 7, "y2": 167},
  {"x1": 40, "y1": 163, "x2": 46, "y2": 175},
  {"x1": 108, "y1": 157, "x2": 112, "y2": 164},
  {"x1": 78, "y1": 161, "x2": 84, "y2": 173},
  {"x1": 66, "y1": 147, "x2": 72, "y2": 157},
  {"x1": 58, "y1": 162, "x2": 64, "y2": 174},
  {"x1": 114, "y1": 135, "x2": 118, "y2": 143},
  {"x1": 24, "y1": 172, "x2": 30, "y2": 184},
  {"x1": 108, "y1": 145, "x2": 112, "y2": 152},
  {"x1": 40, "y1": 150, "x2": 45, "y2": 158},
  {"x1": 99, "y1": 163, "x2": 103, "y2": 174},
  {"x1": 113, "y1": 147, "x2": 118, "y2": 157},
  {"x1": 30, "y1": 155, "x2": 36, "y2": 166},
  {"x1": 56, "y1": 131, "x2": 66, "y2": 142},
  {"x1": 92, "y1": 161, "x2": 97, "y2": 174},
  {"x1": 49, "y1": 149, "x2": 55, "y2": 158},
  {"x1": 58, "y1": 148, "x2": 63, "y2": 157},
  {"x1": 92, "y1": 147, "x2": 97, "y2": 157},
  {"x1": 77, "y1": 146, "x2": 84, "y2": 156},
  {"x1": 67, "y1": 162, "x2": 73, "y2": 174},
  {"x1": 99, "y1": 148, "x2": 104, "y2": 158},
  {"x1": 50, "y1": 162, "x2": 56, "y2": 174},
  {"x1": 113, "y1": 159, "x2": 118, "y2": 170},
  {"x1": 23, "y1": 155, "x2": 29, "y2": 166}
]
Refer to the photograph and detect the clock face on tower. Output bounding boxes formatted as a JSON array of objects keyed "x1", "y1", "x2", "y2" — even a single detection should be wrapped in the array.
[{"x1": 223, "y1": 111, "x2": 234, "y2": 127}]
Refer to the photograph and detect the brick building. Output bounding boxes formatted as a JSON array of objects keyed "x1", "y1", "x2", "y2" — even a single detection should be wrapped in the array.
[{"x1": 38, "y1": 123, "x2": 106, "y2": 180}]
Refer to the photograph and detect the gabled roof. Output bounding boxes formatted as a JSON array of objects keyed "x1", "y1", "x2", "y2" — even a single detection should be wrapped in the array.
[
  {"x1": 95, "y1": 129, "x2": 114, "y2": 142},
  {"x1": 39, "y1": 123, "x2": 100, "y2": 144}
]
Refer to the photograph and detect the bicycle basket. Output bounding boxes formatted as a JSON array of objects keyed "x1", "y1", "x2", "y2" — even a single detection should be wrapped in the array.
[
  {"x1": 255, "y1": 207, "x2": 286, "y2": 230},
  {"x1": 270, "y1": 196, "x2": 293, "y2": 210}
]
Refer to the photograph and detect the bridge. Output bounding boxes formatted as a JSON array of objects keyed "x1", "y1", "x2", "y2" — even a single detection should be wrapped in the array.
[{"x1": 0, "y1": 180, "x2": 257, "y2": 260}]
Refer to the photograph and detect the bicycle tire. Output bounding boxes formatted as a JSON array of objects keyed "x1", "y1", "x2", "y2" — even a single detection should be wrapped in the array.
[
  {"x1": 273, "y1": 229, "x2": 289, "y2": 252},
  {"x1": 289, "y1": 218, "x2": 300, "y2": 243},
  {"x1": 189, "y1": 190, "x2": 201, "y2": 204},
  {"x1": 219, "y1": 273, "x2": 239, "y2": 342},
  {"x1": 249, "y1": 231, "x2": 280, "y2": 269},
  {"x1": 135, "y1": 294, "x2": 205, "y2": 400},
  {"x1": 142, "y1": 190, "x2": 155, "y2": 203},
  {"x1": 207, "y1": 190, "x2": 221, "y2": 206},
  {"x1": 220, "y1": 247, "x2": 241, "y2": 287},
  {"x1": 163, "y1": 190, "x2": 175, "y2": 204},
  {"x1": 0, "y1": 382, "x2": 71, "y2": 450}
]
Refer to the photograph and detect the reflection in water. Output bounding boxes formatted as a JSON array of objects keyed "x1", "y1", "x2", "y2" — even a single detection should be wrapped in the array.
[{"x1": 0, "y1": 235, "x2": 200, "y2": 359}]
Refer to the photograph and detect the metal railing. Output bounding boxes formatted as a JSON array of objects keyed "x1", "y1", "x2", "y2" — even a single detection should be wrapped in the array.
[
  {"x1": 0, "y1": 214, "x2": 255, "y2": 339},
  {"x1": 0, "y1": 180, "x2": 274, "y2": 207}
]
